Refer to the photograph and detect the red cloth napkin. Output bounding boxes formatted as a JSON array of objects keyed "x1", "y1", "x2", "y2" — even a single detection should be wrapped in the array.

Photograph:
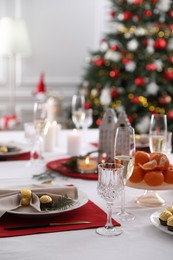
[
  {"x1": 0, "y1": 200, "x2": 120, "y2": 237},
  {"x1": 0, "y1": 152, "x2": 30, "y2": 161}
]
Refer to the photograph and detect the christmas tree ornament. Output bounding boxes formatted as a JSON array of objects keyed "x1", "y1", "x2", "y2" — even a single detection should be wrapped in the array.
[
  {"x1": 146, "y1": 82, "x2": 159, "y2": 95},
  {"x1": 100, "y1": 87, "x2": 111, "y2": 106},
  {"x1": 98, "y1": 108, "x2": 117, "y2": 162},
  {"x1": 127, "y1": 39, "x2": 138, "y2": 51},
  {"x1": 125, "y1": 61, "x2": 136, "y2": 72},
  {"x1": 104, "y1": 50, "x2": 121, "y2": 62}
]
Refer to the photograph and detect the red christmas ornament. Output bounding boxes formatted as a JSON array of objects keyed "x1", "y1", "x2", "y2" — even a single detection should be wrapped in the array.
[
  {"x1": 111, "y1": 88, "x2": 119, "y2": 98},
  {"x1": 170, "y1": 24, "x2": 173, "y2": 31},
  {"x1": 154, "y1": 38, "x2": 166, "y2": 50},
  {"x1": 142, "y1": 38, "x2": 148, "y2": 46},
  {"x1": 96, "y1": 118, "x2": 102, "y2": 126},
  {"x1": 144, "y1": 10, "x2": 152, "y2": 16},
  {"x1": 128, "y1": 116, "x2": 134, "y2": 123},
  {"x1": 158, "y1": 95, "x2": 172, "y2": 105},
  {"x1": 109, "y1": 69, "x2": 120, "y2": 78},
  {"x1": 110, "y1": 44, "x2": 118, "y2": 51},
  {"x1": 168, "y1": 10, "x2": 173, "y2": 18},
  {"x1": 134, "y1": 77, "x2": 146, "y2": 86},
  {"x1": 94, "y1": 58, "x2": 105, "y2": 67},
  {"x1": 123, "y1": 11, "x2": 133, "y2": 20},
  {"x1": 146, "y1": 63, "x2": 156, "y2": 71},
  {"x1": 110, "y1": 11, "x2": 116, "y2": 18},
  {"x1": 122, "y1": 58, "x2": 133, "y2": 64},
  {"x1": 85, "y1": 101, "x2": 92, "y2": 109},
  {"x1": 168, "y1": 57, "x2": 173, "y2": 63},
  {"x1": 164, "y1": 70, "x2": 173, "y2": 81},
  {"x1": 134, "y1": 0, "x2": 143, "y2": 4},
  {"x1": 167, "y1": 110, "x2": 173, "y2": 119},
  {"x1": 131, "y1": 96, "x2": 140, "y2": 104}
]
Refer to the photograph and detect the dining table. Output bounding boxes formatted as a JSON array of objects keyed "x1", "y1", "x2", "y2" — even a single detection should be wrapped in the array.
[{"x1": 0, "y1": 128, "x2": 172, "y2": 260}]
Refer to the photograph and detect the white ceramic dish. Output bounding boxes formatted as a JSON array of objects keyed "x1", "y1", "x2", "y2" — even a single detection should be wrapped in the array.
[
  {"x1": 8, "y1": 190, "x2": 88, "y2": 217},
  {"x1": 0, "y1": 142, "x2": 29, "y2": 156},
  {"x1": 150, "y1": 210, "x2": 173, "y2": 235}
]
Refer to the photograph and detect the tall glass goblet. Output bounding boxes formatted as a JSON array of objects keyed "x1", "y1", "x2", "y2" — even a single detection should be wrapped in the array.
[
  {"x1": 33, "y1": 100, "x2": 47, "y2": 163},
  {"x1": 72, "y1": 94, "x2": 85, "y2": 129},
  {"x1": 114, "y1": 125, "x2": 136, "y2": 221},
  {"x1": 137, "y1": 114, "x2": 167, "y2": 207},
  {"x1": 81, "y1": 109, "x2": 93, "y2": 147},
  {"x1": 24, "y1": 122, "x2": 36, "y2": 167},
  {"x1": 96, "y1": 163, "x2": 124, "y2": 236},
  {"x1": 149, "y1": 114, "x2": 167, "y2": 153}
]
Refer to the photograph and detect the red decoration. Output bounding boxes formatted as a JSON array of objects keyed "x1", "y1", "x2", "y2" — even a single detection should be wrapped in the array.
[
  {"x1": 146, "y1": 63, "x2": 156, "y2": 71},
  {"x1": 122, "y1": 58, "x2": 133, "y2": 64},
  {"x1": 158, "y1": 95, "x2": 172, "y2": 105},
  {"x1": 167, "y1": 110, "x2": 173, "y2": 119},
  {"x1": 111, "y1": 88, "x2": 119, "y2": 98},
  {"x1": 134, "y1": 0, "x2": 143, "y2": 4},
  {"x1": 144, "y1": 10, "x2": 152, "y2": 16},
  {"x1": 85, "y1": 101, "x2": 92, "y2": 109},
  {"x1": 168, "y1": 10, "x2": 173, "y2": 18},
  {"x1": 154, "y1": 38, "x2": 166, "y2": 50},
  {"x1": 36, "y1": 73, "x2": 46, "y2": 93},
  {"x1": 142, "y1": 38, "x2": 148, "y2": 46},
  {"x1": 131, "y1": 96, "x2": 140, "y2": 104},
  {"x1": 134, "y1": 77, "x2": 146, "y2": 86},
  {"x1": 164, "y1": 70, "x2": 173, "y2": 81},
  {"x1": 168, "y1": 57, "x2": 173, "y2": 63},
  {"x1": 110, "y1": 45, "x2": 118, "y2": 51},
  {"x1": 94, "y1": 58, "x2": 105, "y2": 67},
  {"x1": 110, "y1": 11, "x2": 116, "y2": 18},
  {"x1": 170, "y1": 24, "x2": 173, "y2": 31},
  {"x1": 96, "y1": 118, "x2": 102, "y2": 126},
  {"x1": 128, "y1": 116, "x2": 134, "y2": 123},
  {"x1": 109, "y1": 69, "x2": 120, "y2": 78},
  {"x1": 123, "y1": 11, "x2": 133, "y2": 20}
]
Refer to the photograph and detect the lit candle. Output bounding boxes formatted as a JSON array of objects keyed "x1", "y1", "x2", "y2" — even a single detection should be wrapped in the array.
[
  {"x1": 78, "y1": 156, "x2": 97, "y2": 173},
  {"x1": 44, "y1": 121, "x2": 57, "y2": 152},
  {"x1": 67, "y1": 129, "x2": 82, "y2": 156}
]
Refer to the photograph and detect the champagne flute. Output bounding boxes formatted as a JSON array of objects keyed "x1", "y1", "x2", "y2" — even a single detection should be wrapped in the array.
[
  {"x1": 24, "y1": 122, "x2": 36, "y2": 167},
  {"x1": 114, "y1": 125, "x2": 136, "y2": 221},
  {"x1": 72, "y1": 94, "x2": 85, "y2": 129},
  {"x1": 149, "y1": 114, "x2": 167, "y2": 153},
  {"x1": 137, "y1": 114, "x2": 167, "y2": 207},
  {"x1": 33, "y1": 99, "x2": 47, "y2": 163},
  {"x1": 96, "y1": 163, "x2": 124, "y2": 236}
]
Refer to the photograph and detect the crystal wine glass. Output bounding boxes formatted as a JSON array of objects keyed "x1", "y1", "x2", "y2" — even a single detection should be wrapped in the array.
[
  {"x1": 81, "y1": 108, "x2": 93, "y2": 147},
  {"x1": 96, "y1": 163, "x2": 124, "y2": 236},
  {"x1": 114, "y1": 125, "x2": 136, "y2": 221},
  {"x1": 24, "y1": 122, "x2": 36, "y2": 167},
  {"x1": 33, "y1": 99, "x2": 47, "y2": 163},
  {"x1": 72, "y1": 94, "x2": 85, "y2": 129},
  {"x1": 137, "y1": 114, "x2": 167, "y2": 207}
]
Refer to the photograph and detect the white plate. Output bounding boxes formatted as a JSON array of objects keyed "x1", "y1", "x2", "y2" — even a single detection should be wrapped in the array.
[
  {"x1": 8, "y1": 190, "x2": 88, "y2": 217},
  {"x1": 0, "y1": 142, "x2": 29, "y2": 157},
  {"x1": 150, "y1": 210, "x2": 173, "y2": 235},
  {"x1": 126, "y1": 180, "x2": 173, "y2": 190}
]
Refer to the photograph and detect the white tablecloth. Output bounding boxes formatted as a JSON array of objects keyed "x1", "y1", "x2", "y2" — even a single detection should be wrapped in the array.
[{"x1": 0, "y1": 129, "x2": 172, "y2": 260}]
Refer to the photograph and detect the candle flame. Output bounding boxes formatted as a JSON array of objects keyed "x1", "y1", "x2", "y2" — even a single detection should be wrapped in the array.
[{"x1": 85, "y1": 156, "x2": 90, "y2": 166}]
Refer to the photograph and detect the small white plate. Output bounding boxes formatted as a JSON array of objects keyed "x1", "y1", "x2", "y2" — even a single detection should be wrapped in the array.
[
  {"x1": 0, "y1": 142, "x2": 28, "y2": 157},
  {"x1": 150, "y1": 210, "x2": 173, "y2": 235},
  {"x1": 8, "y1": 190, "x2": 88, "y2": 218}
]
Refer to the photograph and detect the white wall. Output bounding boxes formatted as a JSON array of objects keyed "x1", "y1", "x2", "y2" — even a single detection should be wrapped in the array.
[{"x1": 0, "y1": 0, "x2": 109, "y2": 126}]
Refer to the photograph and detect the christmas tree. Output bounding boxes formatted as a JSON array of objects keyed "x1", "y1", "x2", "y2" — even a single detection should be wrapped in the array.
[{"x1": 80, "y1": 0, "x2": 173, "y2": 133}]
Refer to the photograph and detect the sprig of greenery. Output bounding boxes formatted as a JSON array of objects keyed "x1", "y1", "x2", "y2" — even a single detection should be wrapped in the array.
[
  {"x1": 33, "y1": 169, "x2": 56, "y2": 180},
  {"x1": 41, "y1": 195, "x2": 75, "y2": 211}
]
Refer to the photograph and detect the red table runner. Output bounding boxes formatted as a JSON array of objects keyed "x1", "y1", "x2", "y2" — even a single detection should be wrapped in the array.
[{"x1": 0, "y1": 200, "x2": 120, "y2": 237}]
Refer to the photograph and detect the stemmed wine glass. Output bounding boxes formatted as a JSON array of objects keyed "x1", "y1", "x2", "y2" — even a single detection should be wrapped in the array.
[
  {"x1": 24, "y1": 122, "x2": 36, "y2": 167},
  {"x1": 137, "y1": 114, "x2": 167, "y2": 207},
  {"x1": 33, "y1": 99, "x2": 47, "y2": 164},
  {"x1": 114, "y1": 125, "x2": 136, "y2": 221},
  {"x1": 81, "y1": 108, "x2": 93, "y2": 147},
  {"x1": 72, "y1": 94, "x2": 85, "y2": 129},
  {"x1": 149, "y1": 114, "x2": 167, "y2": 153},
  {"x1": 96, "y1": 163, "x2": 124, "y2": 236}
]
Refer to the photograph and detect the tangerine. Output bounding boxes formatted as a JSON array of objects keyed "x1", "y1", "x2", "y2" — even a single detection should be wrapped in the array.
[
  {"x1": 139, "y1": 159, "x2": 157, "y2": 171},
  {"x1": 163, "y1": 165, "x2": 173, "y2": 184},
  {"x1": 144, "y1": 171, "x2": 164, "y2": 186},
  {"x1": 150, "y1": 152, "x2": 169, "y2": 170},
  {"x1": 129, "y1": 165, "x2": 144, "y2": 183},
  {"x1": 134, "y1": 151, "x2": 150, "y2": 166}
]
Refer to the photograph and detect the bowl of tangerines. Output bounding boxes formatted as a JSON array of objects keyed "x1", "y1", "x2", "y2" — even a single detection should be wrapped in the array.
[{"x1": 127, "y1": 151, "x2": 173, "y2": 190}]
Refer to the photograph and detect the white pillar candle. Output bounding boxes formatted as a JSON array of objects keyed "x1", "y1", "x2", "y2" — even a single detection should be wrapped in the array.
[
  {"x1": 67, "y1": 129, "x2": 82, "y2": 156},
  {"x1": 44, "y1": 121, "x2": 57, "y2": 152}
]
